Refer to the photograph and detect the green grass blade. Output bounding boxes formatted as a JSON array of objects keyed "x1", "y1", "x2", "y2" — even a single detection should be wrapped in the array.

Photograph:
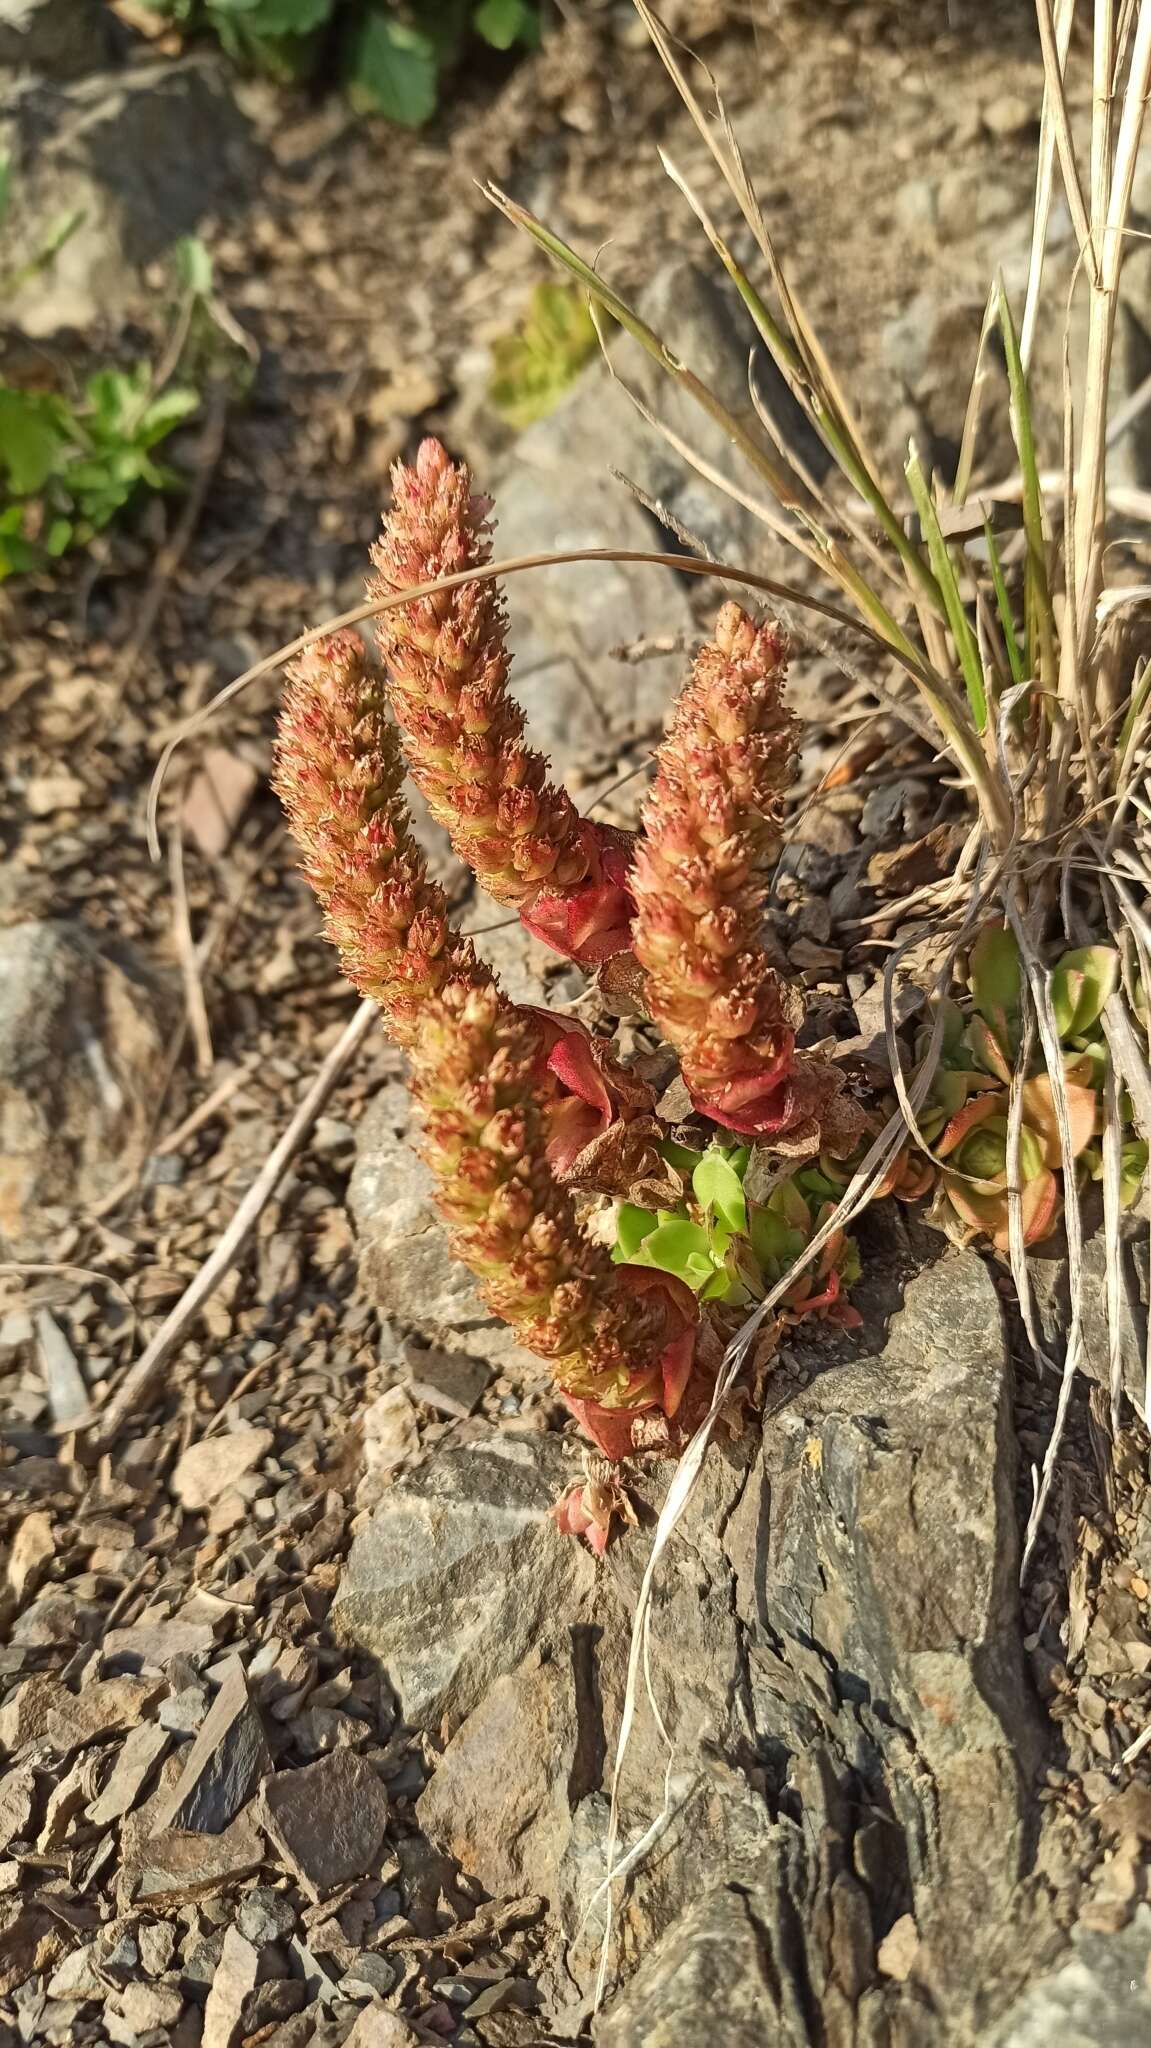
[
  {"x1": 906, "y1": 444, "x2": 989, "y2": 732},
  {"x1": 482, "y1": 185, "x2": 806, "y2": 512},
  {"x1": 659, "y1": 147, "x2": 944, "y2": 618}
]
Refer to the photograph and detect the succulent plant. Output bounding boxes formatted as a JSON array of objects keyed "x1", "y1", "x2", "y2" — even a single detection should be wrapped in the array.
[
  {"x1": 609, "y1": 1138, "x2": 863, "y2": 1331},
  {"x1": 918, "y1": 924, "x2": 1118, "y2": 1250}
]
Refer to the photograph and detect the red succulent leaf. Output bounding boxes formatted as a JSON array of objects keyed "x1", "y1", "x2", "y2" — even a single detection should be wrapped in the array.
[
  {"x1": 562, "y1": 1268, "x2": 699, "y2": 1460},
  {"x1": 526, "y1": 1008, "x2": 656, "y2": 1183},
  {"x1": 551, "y1": 1481, "x2": 617, "y2": 1556},
  {"x1": 519, "y1": 822, "x2": 637, "y2": 963},
  {"x1": 1020, "y1": 1074, "x2": 1098, "y2": 1166}
]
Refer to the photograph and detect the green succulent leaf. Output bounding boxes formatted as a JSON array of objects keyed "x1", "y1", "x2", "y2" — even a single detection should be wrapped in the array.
[
  {"x1": 614, "y1": 1203, "x2": 658, "y2": 1262},
  {"x1": 625, "y1": 1217, "x2": 720, "y2": 1294},
  {"x1": 1051, "y1": 946, "x2": 1119, "y2": 1042},
  {"x1": 659, "y1": 1139, "x2": 702, "y2": 1171},
  {"x1": 968, "y1": 923, "x2": 1022, "y2": 1059},
  {"x1": 692, "y1": 1149, "x2": 748, "y2": 1235},
  {"x1": 749, "y1": 1204, "x2": 806, "y2": 1274},
  {"x1": 1122, "y1": 1139, "x2": 1149, "y2": 1208}
]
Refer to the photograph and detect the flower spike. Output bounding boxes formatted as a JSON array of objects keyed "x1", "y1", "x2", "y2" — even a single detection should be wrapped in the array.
[
  {"x1": 273, "y1": 629, "x2": 486, "y2": 1044},
  {"x1": 275, "y1": 628, "x2": 696, "y2": 1454},
  {"x1": 632, "y1": 604, "x2": 861, "y2": 1154},
  {"x1": 410, "y1": 981, "x2": 696, "y2": 1437},
  {"x1": 368, "y1": 441, "x2": 581, "y2": 896},
  {"x1": 369, "y1": 438, "x2": 637, "y2": 963}
]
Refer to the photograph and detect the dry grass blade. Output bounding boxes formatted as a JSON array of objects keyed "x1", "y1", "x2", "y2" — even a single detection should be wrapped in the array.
[
  {"x1": 1101, "y1": 1056, "x2": 1125, "y2": 1430},
  {"x1": 1022, "y1": 0, "x2": 1078, "y2": 366},
  {"x1": 1073, "y1": 1, "x2": 1151, "y2": 669},
  {"x1": 1013, "y1": 899, "x2": 1089, "y2": 1579},
  {"x1": 1005, "y1": 1006, "x2": 1056, "y2": 1373},
  {"x1": 146, "y1": 543, "x2": 947, "y2": 857},
  {"x1": 632, "y1": 1, "x2": 889, "y2": 496},
  {"x1": 585, "y1": 300, "x2": 817, "y2": 561},
  {"x1": 168, "y1": 820, "x2": 213, "y2": 1078},
  {"x1": 655, "y1": 145, "x2": 937, "y2": 609},
  {"x1": 1034, "y1": 0, "x2": 1098, "y2": 280}
]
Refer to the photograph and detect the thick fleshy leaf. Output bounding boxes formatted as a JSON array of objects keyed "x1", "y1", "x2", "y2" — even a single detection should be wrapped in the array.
[
  {"x1": 692, "y1": 1149, "x2": 748, "y2": 1234},
  {"x1": 965, "y1": 1013, "x2": 1013, "y2": 1084},
  {"x1": 519, "y1": 822, "x2": 636, "y2": 962},
  {"x1": 1020, "y1": 1075, "x2": 1098, "y2": 1165},
  {"x1": 626, "y1": 1218, "x2": 716, "y2": 1293},
  {"x1": 934, "y1": 1088, "x2": 1004, "y2": 1159},
  {"x1": 968, "y1": 922, "x2": 1022, "y2": 1057},
  {"x1": 1051, "y1": 945, "x2": 1120, "y2": 1041},
  {"x1": 615, "y1": 1204, "x2": 658, "y2": 1260},
  {"x1": 942, "y1": 1162, "x2": 1060, "y2": 1249}
]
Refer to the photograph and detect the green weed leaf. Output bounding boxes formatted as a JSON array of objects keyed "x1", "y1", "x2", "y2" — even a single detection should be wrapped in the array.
[
  {"x1": 344, "y1": 8, "x2": 439, "y2": 125},
  {"x1": 0, "y1": 387, "x2": 72, "y2": 495},
  {"x1": 473, "y1": 0, "x2": 537, "y2": 49}
]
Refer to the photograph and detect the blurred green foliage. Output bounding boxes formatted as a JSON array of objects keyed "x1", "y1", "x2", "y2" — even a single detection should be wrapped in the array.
[
  {"x1": 148, "y1": 0, "x2": 540, "y2": 127},
  {"x1": 488, "y1": 281, "x2": 598, "y2": 429},
  {"x1": 0, "y1": 235, "x2": 249, "y2": 581}
]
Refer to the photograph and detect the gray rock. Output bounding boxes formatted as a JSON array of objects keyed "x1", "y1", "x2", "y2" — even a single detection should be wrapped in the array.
[
  {"x1": 401, "y1": 1341, "x2": 492, "y2": 1419},
  {"x1": 488, "y1": 322, "x2": 697, "y2": 784},
  {"x1": 149, "y1": 1655, "x2": 273, "y2": 1835},
  {"x1": 595, "y1": 1884, "x2": 804, "y2": 2048},
  {"x1": 0, "y1": 0, "x2": 121, "y2": 80},
  {"x1": 257, "y1": 1750, "x2": 390, "y2": 1902},
  {"x1": 235, "y1": 1887, "x2": 298, "y2": 1948},
  {"x1": 416, "y1": 1647, "x2": 578, "y2": 1900},
  {"x1": 348, "y1": 1084, "x2": 543, "y2": 1378},
  {"x1": 377, "y1": 1252, "x2": 1056, "y2": 2043},
  {"x1": 332, "y1": 1434, "x2": 596, "y2": 1728},
  {"x1": 0, "y1": 919, "x2": 172, "y2": 1253},
  {"x1": 987, "y1": 1907, "x2": 1151, "y2": 2046},
  {"x1": 86, "y1": 1719, "x2": 170, "y2": 1825},
  {"x1": 201, "y1": 1924, "x2": 260, "y2": 2048},
  {"x1": 2, "y1": 58, "x2": 261, "y2": 336}
]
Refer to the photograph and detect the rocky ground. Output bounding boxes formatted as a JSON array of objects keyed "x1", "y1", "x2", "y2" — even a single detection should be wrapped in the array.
[{"x1": 4, "y1": 0, "x2": 1151, "y2": 2044}]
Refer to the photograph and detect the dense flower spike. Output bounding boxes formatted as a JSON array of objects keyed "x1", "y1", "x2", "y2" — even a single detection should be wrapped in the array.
[
  {"x1": 368, "y1": 438, "x2": 595, "y2": 911},
  {"x1": 273, "y1": 629, "x2": 485, "y2": 1043},
  {"x1": 632, "y1": 604, "x2": 860, "y2": 1153},
  {"x1": 409, "y1": 981, "x2": 696, "y2": 1431},
  {"x1": 274, "y1": 629, "x2": 655, "y2": 1193},
  {"x1": 276, "y1": 634, "x2": 695, "y2": 1450}
]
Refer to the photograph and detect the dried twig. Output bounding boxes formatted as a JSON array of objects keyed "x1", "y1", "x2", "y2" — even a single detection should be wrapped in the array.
[
  {"x1": 81, "y1": 997, "x2": 378, "y2": 1443},
  {"x1": 168, "y1": 820, "x2": 214, "y2": 1077}
]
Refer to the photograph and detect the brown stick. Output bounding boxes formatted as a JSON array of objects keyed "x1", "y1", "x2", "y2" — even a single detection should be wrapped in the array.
[{"x1": 83, "y1": 997, "x2": 378, "y2": 1443}]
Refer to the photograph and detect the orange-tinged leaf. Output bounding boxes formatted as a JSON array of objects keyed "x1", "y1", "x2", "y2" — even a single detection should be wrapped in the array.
[
  {"x1": 935, "y1": 1088, "x2": 1004, "y2": 1159},
  {"x1": 1020, "y1": 1075, "x2": 1097, "y2": 1165}
]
